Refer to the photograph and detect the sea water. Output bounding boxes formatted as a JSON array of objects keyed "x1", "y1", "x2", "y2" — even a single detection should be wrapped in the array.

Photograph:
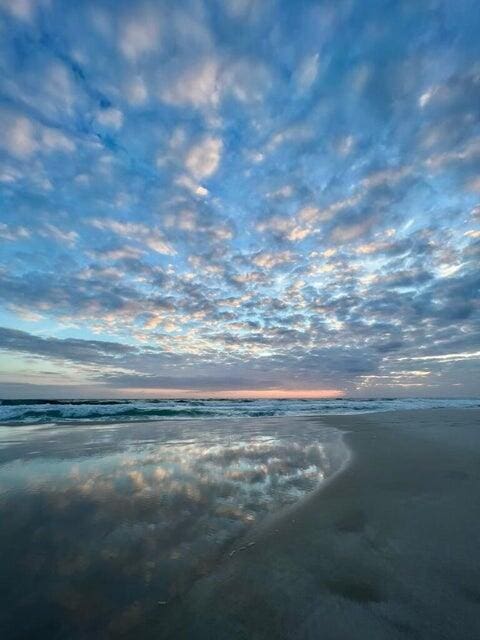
[
  {"x1": 0, "y1": 396, "x2": 478, "y2": 424},
  {"x1": 0, "y1": 416, "x2": 347, "y2": 638}
]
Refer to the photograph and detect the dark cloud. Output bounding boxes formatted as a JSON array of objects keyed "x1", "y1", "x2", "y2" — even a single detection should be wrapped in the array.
[{"x1": 0, "y1": 326, "x2": 136, "y2": 364}]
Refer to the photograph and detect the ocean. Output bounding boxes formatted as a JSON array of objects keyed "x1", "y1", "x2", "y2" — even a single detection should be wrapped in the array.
[{"x1": 0, "y1": 396, "x2": 478, "y2": 424}]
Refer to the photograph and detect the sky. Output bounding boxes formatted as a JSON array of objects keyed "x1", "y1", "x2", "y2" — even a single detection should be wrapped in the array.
[{"x1": 0, "y1": 0, "x2": 479, "y2": 399}]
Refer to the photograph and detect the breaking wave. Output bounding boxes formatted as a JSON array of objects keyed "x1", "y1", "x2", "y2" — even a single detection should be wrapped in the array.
[{"x1": 0, "y1": 397, "x2": 478, "y2": 425}]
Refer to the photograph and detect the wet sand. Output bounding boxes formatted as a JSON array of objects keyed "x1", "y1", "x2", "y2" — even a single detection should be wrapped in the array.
[{"x1": 153, "y1": 409, "x2": 480, "y2": 639}]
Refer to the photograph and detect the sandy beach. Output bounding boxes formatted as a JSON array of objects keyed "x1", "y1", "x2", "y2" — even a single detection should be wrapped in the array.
[{"x1": 153, "y1": 408, "x2": 480, "y2": 639}]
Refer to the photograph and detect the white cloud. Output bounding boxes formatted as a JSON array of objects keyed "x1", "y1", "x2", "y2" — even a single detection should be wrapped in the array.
[
  {"x1": 418, "y1": 82, "x2": 454, "y2": 110},
  {"x1": 0, "y1": 223, "x2": 30, "y2": 241},
  {"x1": 160, "y1": 55, "x2": 269, "y2": 111},
  {"x1": 263, "y1": 124, "x2": 314, "y2": 156},
  {"x1": 96, "y1": 108, "x2": 123, "y2": 130},
  {"x1": 95, "y1": 246, "x2": 144, "y2": 261},
  {"x1": 257, "y1": 214, "x2": 312, "y2": 243},
  {"x1": 355, "y1": 237, "x2": 398, "y2": 255},
  {"x1": 74, "y1": 174, "x2": 90, "y2": 186},
  {"x1": 418, "y1": 85, "x2": 439, "y2": 108},
  {"x1": 125, "y1": 76, "x2": 148, "y2": 105},
  {"x1": 164, "y1": 209, "x2": 198, "y2": 232},
  {"x1": 361, "y1": 166, "x2": 411, "y2": 190},
  {"x1": 2, "y1": 115, "x2": 38, "y2": 158},
  {"x1": 336, "y1": 135, "x2": 355, "y2": 157},
  {"x1": 396, "y1": 351, "x2": 480, "y2": 362},
  {"x1": 89, "y1": 7, "x2": 113, "y2": 38},
  {"x1": 0, "y1": 109, "x2": 75, "y2": 159},
  {"x1": 257, "y1": 193, "x2": 364, "y2": 244},
  {"x1": 42, "y1": 128, "x2": 75, "y2": 153},
  {"x1": 223, "y1": 0, "x2": 255, "y2": 18},
  {"x1": 91, "y1": 219, "x2": 175, "y2": 255},
  {"x1": 350, "y1": 63, "x2": 370, "y2": 93},
  {"x1": 185, "y1": 136, "x2": 223, "y2": 180},
  {"x1": 9, "y1": 62, "x2": 78, "y2": 122},
  {"x1": 252, "y1": 250, "x2": 296, "y2": 269},
  {"x1": 41, "y1": 224, "x2": 78, "y2": 247},
  {"x1": 330, "y1": 218, "x2": 374, "y2": 243},
  {"x1": 175, "y1": 174, "x2": 209, "y2": 198},
  {"x1": 222, "y1": 58, "x2": 271, "y2": 103},
  {"x1": 161, "y1": 58, "x2": 221, "y2": 108},
  {"x1": 296, "y1": 54, "x2": 319, "y2": 91},
  {"x1": 0, "y1": 0, "x2": 36, "y2": 21},
  {"x1": 297, "y1": 196, "x2": 361, "y2": 226},
  {"x1": 169, "y1": 127, "x2": 187, "y2": 150},
  {"x1": 164, "y1": 209, "x2": 232, "y2": 240},
  {"x1": 119, "y1": 9, "x2": 161, "y2": 61},
  {"x1": 170, "y1": 6, "x2": 213, "y2": 51},
  {"x1": 267, "y1": 185, "x2": 293, "y2": 199},
  {"x1": 467, "y1": 176, "x2": 480, "y2": 193},
  {"x1": 45, "y1": 63, "x2": 76, "y2": 116},
  {"x1": 0, "y1": 167, "x2": 22, "y2": 183},
  {"x1": 247, "y1": 150, "x2": 265, "y2": 164},
  {"x1": 426, "y1": 138, "x2": 480, "y2": 171}
]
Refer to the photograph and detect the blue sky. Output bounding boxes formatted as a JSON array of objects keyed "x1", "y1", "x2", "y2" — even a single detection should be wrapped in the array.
[{"x1": 0, "y1": 0, "x2": 479, "y2": 398}]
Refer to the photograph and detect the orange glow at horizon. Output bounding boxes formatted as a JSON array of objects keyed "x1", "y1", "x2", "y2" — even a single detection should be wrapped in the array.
[{"x1": 122, "y1": 388, "x2": 344, "y2": 399}]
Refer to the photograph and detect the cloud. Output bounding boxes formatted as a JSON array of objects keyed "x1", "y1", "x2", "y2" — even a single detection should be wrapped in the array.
[
  {"x1": 426, "y1": 137, "x2": 480, "y2": 171},
  {"x1": 0, "y1": 223, "x2": 30, "y2": 241},
  {"x1": 96, "y1": 107, "x2": 124, "y2": 130},
  {"x1": 335, "y1": 135, "x2": 355, "y2": 157},
  {"x1": 185, "y1": 136, "x2": 223, "y2": 180},
  {"x1": 0, "y1": 326, "x2": 136, "y2": 365},
  {"x1": 0, "y1": 110, "x2": 75, "y2": 158},
  {"x1": 161, "y1": 58, "x2": 221, "y2": 108},
  {"x1": 361, "y1": 166, "x2": 412, "y2": 190},
  {"x1": 256, "y1": 194, "x2": 364, "y2": 243},
  {"x1": 91, "y1": 219, "x2": 175, "y2": 255},
  {"x1": 175, "y1": 174, "x2": 209, "y2": 198},
  {"x1": 125, "y1": 75, "x2": 148, "y2": 105},
  {"x1": 119, "y1": 6, "x2": 161, "y2": 61},
  {"x1": 252, "y1": 250, "x2": 296, "y2": 269},
  {"x1": 330, "y1": 217, "x2": 376, "y2": 244},
  {"x1": 160, "y1": 55, "x2": 270, "y2": 111},
  {"x1": 0, "y1": 1, "x2": 479, "y2": 398},
  {"x1": 93, "y1": 246, "x2": 144, "y2": 262},
  {"x1": 0, "y1": 0, "x2": 36, "y2": 22},
  {"x1": 1, "y1": 115, "x2": 38, "y2": 158},
  {"x1": 296, "y1": 53, "x2": 319, "y2": 91},
  {"x1": 40, "y1": 224, "x2": 78, "y2": 247},
  {"x1": 42, "y1": 128, "x2": 75, "y2": 152}
]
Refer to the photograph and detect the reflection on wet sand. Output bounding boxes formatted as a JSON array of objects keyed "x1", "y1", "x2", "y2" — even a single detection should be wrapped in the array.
[{"x1": 0, "y1": 418, "x2": 347, "y2": 639}]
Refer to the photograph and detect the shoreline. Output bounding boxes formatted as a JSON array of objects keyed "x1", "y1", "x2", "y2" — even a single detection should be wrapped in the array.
[{"x1": 149, "y1": 408, "x2": 480, "y2": 639}]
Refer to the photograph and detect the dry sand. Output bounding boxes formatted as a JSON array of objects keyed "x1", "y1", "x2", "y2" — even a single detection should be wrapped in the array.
[{"x1": 153, "y1": 408, "x2": 480, "y2": 639}]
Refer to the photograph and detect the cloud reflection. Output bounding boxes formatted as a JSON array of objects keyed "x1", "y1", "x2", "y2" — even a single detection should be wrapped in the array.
[{"x1": 0, "y1": 418, "x2": 347, "y2": 637}]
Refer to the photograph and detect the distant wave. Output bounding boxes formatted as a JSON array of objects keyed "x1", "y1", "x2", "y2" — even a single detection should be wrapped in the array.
[{"x1": 0, "y1": 398, "x2": 478, "y2": 425}]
